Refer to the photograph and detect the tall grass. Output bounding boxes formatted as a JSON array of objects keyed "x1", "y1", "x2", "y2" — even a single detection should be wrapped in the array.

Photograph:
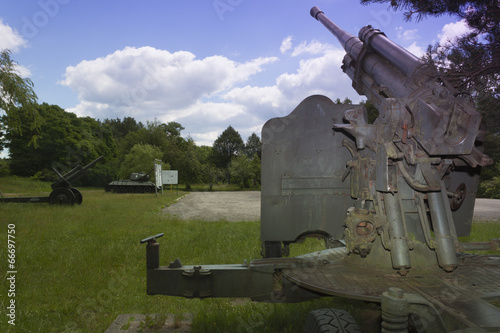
[
  {"x1": 0, "y1": 177, "x2": 498, "y2": 332},
  {"x1": 0, "y1": 176, "x2": 52, "y2": 194}
]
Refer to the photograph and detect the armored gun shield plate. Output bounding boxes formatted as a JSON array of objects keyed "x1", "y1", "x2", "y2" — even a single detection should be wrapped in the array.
[{"x1": 260, "y1": 95, "x2": 357, "y2": 245}]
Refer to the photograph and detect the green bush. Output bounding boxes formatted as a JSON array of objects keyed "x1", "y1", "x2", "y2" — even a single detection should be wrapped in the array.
[{"x1": 0, "y1": 159, "x2": 10, "y2": 177}]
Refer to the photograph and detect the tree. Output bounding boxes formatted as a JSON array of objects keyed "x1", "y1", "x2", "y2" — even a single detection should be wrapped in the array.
[
  {"x1": 245, "y1": 133, "x2": 262, "y2": 159},
  {"x1": 103, "y1": 117, "x2": 144, "y2": 140},
  {"x1": 229, "y1": 154, "x2": 255, "y2": 188},
  {"x1": 0, "y1": 50, "x2": 39, "y2": 145},
  {"x1": 5, "y1": 103, "x2": 116, "y2": 177},
  {"x1": 360, "y1": 100, "x2": 379, "y2": 124},
  {"x1": 118, "y1": 143, "x2": 162, "y2": 179},
  {"x1": 176, "y1": 137, "x2": 201, "y2": 189},
  {"x1": 361, "y1": 0, "x2": 499, "y2": 96},
  {"x1": 334, "y1": 97, "x2": 352, "y2": 105},
  {"x1": 211, "y1": 125, "x2": 244, "y2": 170}
]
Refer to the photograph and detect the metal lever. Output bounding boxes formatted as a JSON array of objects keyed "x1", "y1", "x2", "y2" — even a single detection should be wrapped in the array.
[
  {"x1": 140, "y1": 233, "x2": 164, "y2": 244},
  {"x1": 141, "y1": 233, "x2": 164, "y2": 270}
]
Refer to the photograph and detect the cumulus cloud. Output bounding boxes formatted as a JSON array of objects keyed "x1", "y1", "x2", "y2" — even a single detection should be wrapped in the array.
[
  {"x1": 0, "y1": 19, "x2": 27, "y2": 52},
  {"x1": 439, "y1": 19, "x2": 471, "y2": 46},
  {"x1": 61, "y1": 46, "x2": 277, "y2": 116},
  {"x1": 406, "y1": 41, "x2": 425, "y2": 57},
  {"x1": 280, "y1": 36, "x2": 293, "y2": 54},
  {"x1": 61, "y1": 41, "x2": 361, "y2": 146},
  {"x1": 0, "y1": 19, "x2": 31, "y2": 77},
  {"x1": 395, "y1": 26, "x2": 420, "y2": 41},
  {"x1": 291, "y1": 40, "x2": 334, "y2": 57}
]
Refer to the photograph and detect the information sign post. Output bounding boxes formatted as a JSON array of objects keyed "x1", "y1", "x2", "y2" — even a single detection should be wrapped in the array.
[{"x1": 154, "y1": 160, "x2": 163, "y2": 196}]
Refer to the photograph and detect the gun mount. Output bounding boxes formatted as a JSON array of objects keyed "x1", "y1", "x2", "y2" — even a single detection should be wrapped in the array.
[
  {"x1": 141, "y1": 7, "x2": 499, "y2": 332},
  {"x1": 1, "y1": 156, "x2": 103, "y2": 206}
]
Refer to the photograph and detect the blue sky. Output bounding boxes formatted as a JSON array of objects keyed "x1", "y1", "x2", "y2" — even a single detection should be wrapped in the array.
[{"x1": 0, "y1": 0, "x2": 469, "y2": 148}]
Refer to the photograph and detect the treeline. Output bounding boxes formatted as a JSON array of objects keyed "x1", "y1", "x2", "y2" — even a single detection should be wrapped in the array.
[
  {"x1": 0, "y1": 103, "x2": 262, "y2": 189},
  {"x1": 1, "y1": 99, "x2": 499, "y2": 196}
]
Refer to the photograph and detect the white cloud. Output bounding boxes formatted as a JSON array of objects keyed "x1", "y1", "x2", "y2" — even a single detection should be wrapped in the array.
[
  {"x1": 406, "y1": 41, "x2": 425, "y2": 58},
  {"x1": 62, "y1": 41, "x2": 362, "y2": 146},
  {"x1": 61, "y1": 46, "x2": 280, "y2": 144},
  {"x1": 61, "y1": 46, "x2": 277, "y2": 115},
  {"x1": 439, "y1": 19, "x2": 471, "y2": 46},
  {"x1": 0, "y1": 19, "x2": 31, "y2": 77},
  {"x1": 280, "y1": 36, "x2": 293, "y2": 54},
  {"x1": 291, "y1": 40, "x2": 333, "y2": 57},
  {"x1": 277, "y1": 48, "x2": 352, "y2": 100},
  {"x1": 0, "y1": 19, "x2": 27, "y2": 53},
  {"x1": 395, "y1": 26, "x2": 420, "y2": 41}
]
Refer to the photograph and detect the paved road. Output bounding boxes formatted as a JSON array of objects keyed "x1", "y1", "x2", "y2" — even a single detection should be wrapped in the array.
[
  {"x1": 474, "y1": 198, "x2": 500, "y2": 221},
  {"x1": 163, "y1": 192, "x2": 499, "y2": 222},
  {"x1": 164, "y1": 191, "x2": 261, "y2": 222}
]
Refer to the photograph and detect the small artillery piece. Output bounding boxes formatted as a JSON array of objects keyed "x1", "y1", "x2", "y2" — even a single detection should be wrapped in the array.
[
  {"x1": 1, "y1": 156, "x2": 103, "y2": 206},
  {"x1": 141, "y1": 7, "x2": 500, "y2": 332}
]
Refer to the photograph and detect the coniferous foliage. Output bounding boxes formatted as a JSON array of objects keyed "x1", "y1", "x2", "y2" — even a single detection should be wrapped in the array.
[{"x1": 211, "y1": 125, "x2": 244, "y2": 169}]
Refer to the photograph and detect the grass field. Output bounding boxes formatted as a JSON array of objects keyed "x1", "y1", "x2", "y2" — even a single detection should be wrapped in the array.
[{"x1": 0, "y1": 177, "x2": 499, "y2": 332}]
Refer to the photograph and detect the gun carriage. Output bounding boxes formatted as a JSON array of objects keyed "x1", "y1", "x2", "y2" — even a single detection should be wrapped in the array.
[
  {"x1": 1, "y1": 156, "x2": 102, "y2": 206},
  {"x1": 141, "y1": 7, "x2": 500, "y2": 332}
]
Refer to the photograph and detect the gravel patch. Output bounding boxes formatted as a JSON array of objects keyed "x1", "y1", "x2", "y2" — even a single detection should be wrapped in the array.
[
  {"x1": 163, "y1": 191, "x2": 260, "y2": 222},
  {"x1": 162, "y1": 193, "x2": 499, "y2": 223}
]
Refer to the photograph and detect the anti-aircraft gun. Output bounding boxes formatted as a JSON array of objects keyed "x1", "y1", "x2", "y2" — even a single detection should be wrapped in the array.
[
  {"x1": 141, "y1": 7, "x2": 500, "y2": 332},
  {"x1": 1, "y1": 156, "x2": 103, "y2": 206}
]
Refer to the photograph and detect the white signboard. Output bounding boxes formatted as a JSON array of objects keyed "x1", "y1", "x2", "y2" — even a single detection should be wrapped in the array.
[
  {"x1": 162, "y1": 170, "x2": 178, "y2": 185},
  {"x1": 154, "y1": 162, "x2": 163, "y2": 188}
]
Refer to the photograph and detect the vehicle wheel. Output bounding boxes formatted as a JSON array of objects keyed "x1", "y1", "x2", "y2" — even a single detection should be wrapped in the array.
[
  {"x1": 303, "y1": 309, "x2": 361, "y2": 333},
  {"x1": 144, "y1": 186, "x2": 152, "y2": 193},
  {"x1": 135, "y1": 186, "x2": 144, "y2": 193},
  {"x1": 105, "y1": 185, "x2": 111, "y2": 192},
  {"x1": 49, "y1": 188, "x2": 75, "y2": 206},
  {"x1": 70, "y1": 187, "x2": 83, "y2": 204}
]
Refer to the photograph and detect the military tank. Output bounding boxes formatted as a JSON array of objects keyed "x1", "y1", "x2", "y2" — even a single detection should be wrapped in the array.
[{"x1": 105, "y1": 168, "x2": 157, "y2": 193}]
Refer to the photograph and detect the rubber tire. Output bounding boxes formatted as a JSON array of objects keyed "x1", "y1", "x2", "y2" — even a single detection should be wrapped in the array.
[
  {"x1": 303, "y1": 309, "x2": 361, "y2": 333},
  {"x1": 49, "y1": 187, "x2": 75, "y2": 206},
  {"x1": 70, "y1": 187, "x2": 83, "y2": 205}
]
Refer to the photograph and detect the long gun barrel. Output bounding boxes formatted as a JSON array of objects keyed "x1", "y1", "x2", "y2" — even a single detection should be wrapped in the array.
[
  {"x1": 311, "y1": 7, "x2": 423, "y2": 81},
  {"x1": 51, "y1": 155, "x2": 103, "y2": 190},
  {"x1": 310, "y1": 7, "x2": 491, "y2": 166}
]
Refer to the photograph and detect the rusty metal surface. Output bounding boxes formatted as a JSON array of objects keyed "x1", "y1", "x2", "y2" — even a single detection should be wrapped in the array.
[
  {"x1": 284, "y1": 248, "x2": 500, "y2": 329},
  {"x1": 285, "y1": 248, "x2": 500, "y2": 300}
]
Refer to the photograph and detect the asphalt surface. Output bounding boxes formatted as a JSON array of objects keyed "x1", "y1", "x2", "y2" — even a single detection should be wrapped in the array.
[
  {"x1": 163, "y1": 191, "x2": 261, "y2": 221},
  {"x1": 163, "y1": 192, "x2": 499, "y2": 222},
  {"x1": 473, "y1": 198, "x2": 500, "y2": 221}
]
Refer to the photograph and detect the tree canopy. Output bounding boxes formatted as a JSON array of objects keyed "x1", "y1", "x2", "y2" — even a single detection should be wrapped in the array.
[
  {"x1": 211, "y1": 125, "x2": 244, "y2": 169},
  {"x1": 0, "y1": 50, "x2": 39, "y2": 144},
  {"x1": 4, "y1": 103, "x2": 116, "y2": 179},
  {"x1": 361, "y1": 0, "x2": 499, "y2": 97}
]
